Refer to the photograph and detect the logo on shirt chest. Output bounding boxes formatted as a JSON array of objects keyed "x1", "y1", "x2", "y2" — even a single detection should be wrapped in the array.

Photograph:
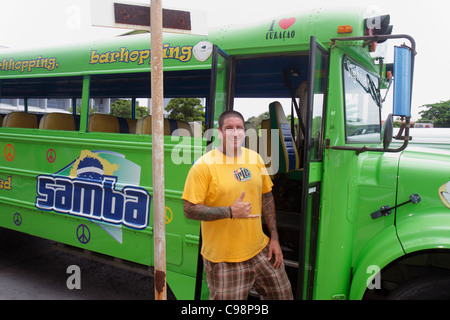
[{"x1": 233, "y1": 167, "x2": 251, "y2": 182}]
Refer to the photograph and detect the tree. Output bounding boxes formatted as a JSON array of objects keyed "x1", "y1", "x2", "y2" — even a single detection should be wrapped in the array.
[
  {"x1": 110, "y1": 99, "x2": 149, "y2": 118},
  {"x1": 418, "y1": 100, "x2": 450, "y2": 128},
  {"x1": 165, "y1": 98, "x2": 205, "y2": 123},
  {"x1": 247, "y1": 111, "x2": 269, "y2": 128}
]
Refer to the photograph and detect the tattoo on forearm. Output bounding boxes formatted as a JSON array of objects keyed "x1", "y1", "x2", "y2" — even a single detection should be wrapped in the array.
[
  {"x1": 183, "y1": 201, "x2": 231, "y2": 221},
  {"x1": 262, "y1": 192, "x2": 279, "y2": 241}
]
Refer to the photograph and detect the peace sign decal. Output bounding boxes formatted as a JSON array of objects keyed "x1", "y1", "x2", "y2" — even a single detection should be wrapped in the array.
[
  {"x1": 13, "y1": 212, "x2": 22, "y2": 226},
  {"x1": 4, "y1": 144, "x2": 15, "y2": 162},
  {"x1": 165, "y1": 207, "x2": 173, "y2": 224},
  {"x1": 76, "y1": 224, "x2": 91, "y2": 244},
  {"x1": 46, "y1": 149, "x2": 56, "y2": 163}
]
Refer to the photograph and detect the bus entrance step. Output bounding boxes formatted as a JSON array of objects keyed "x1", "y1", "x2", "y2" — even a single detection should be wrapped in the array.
[{"x1": 284, "y1": 259, "x2": 299, "y2": 268}]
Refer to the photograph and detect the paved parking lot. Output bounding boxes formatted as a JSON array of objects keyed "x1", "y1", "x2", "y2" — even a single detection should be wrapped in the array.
[{"x1": 0, "y1": 227, "x2": 171, "y2": 300}]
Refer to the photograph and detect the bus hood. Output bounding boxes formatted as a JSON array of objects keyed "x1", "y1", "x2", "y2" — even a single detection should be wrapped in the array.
[
  {"x1": 396, "y1": 146, "x2": 450, "y2": 252},
  {"x1": 398, "y1": 146, "x2": 450, "y2": 206}
]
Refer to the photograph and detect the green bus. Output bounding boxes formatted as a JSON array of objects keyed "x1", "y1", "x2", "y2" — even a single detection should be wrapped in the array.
[{"x1": 0, "y1": 7, "x2": 449, "y2": 300}]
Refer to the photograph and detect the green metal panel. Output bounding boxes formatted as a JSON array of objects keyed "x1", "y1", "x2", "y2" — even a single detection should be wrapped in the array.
[
  {"x1": 349, "y1": 225, "x2": 404, "y2": 299},
  {"x1": 396, "y1": 147, "x2": 450, "y2": 253},
  {"x1": 0, "y1": 33, "x2": 211, "y2": 79},
  {"x1": 0, "y1": 129, "x2": 204, "y2": 298}
]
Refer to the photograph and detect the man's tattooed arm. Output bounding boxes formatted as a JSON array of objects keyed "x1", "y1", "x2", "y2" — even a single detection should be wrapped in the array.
[
  {"x1": 262, "y1": 192, "x2": 279, "y2": 241},
  {"x1": 183, "y1": 200, "x2": 231, "y2": 221},
  {"x1": 183, "y1": 192, "x2": 257, "y2": 221}
]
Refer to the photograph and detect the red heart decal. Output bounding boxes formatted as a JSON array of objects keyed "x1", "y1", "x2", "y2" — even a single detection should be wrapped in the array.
[{"x1": 279, "y1": 17, "x2": 296, "y2": 30}]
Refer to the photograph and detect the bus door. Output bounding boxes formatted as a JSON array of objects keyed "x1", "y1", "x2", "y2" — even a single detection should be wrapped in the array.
[
  {"x1": 297, "y1": 36, "x2": 329, "y2": 300},
  {"x1": 206, "y1": 46, "x2": 232, "y2": 148}
]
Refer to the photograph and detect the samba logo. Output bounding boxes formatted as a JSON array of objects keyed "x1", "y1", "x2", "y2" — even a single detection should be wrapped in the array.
[{"x1": 35, "y1": 150, "x2": 151, "y2": 230}]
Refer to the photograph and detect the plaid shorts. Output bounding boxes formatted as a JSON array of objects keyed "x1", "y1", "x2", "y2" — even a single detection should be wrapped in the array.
[{"x1": 203, "y1": 244, "x2": 293, "y2": 300}]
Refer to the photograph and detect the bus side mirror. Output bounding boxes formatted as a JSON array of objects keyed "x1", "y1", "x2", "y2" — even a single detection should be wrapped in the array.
[
  {"x1": 383, "y1": 113, "x2": 394, "y2": 151},
  {"x1": 393, "y1": 46, "x2": 413, "y2": 117}
]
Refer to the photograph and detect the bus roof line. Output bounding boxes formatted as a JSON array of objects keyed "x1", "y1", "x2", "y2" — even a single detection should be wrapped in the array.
[{"x1": 331, "y1": 34, "x2": 416, "y2": 55}]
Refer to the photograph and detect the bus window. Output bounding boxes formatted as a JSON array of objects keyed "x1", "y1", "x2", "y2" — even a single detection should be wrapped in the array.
[
  {"x1": 88, "y1": 73, "x2": 204, "y2": 136},
  {"x1": 343, "y1": 58, "x2": 382, "y2": 143},
  {"x1": 0, "y1": 98, "x2": 78, "y2": 114},
  {"x1": 88, "y1": 73, "x2": 149, "y2": 134},
  {"x1": 0, "y1": 98, "x2": 25, "y2": 113},
  {"x1": 0, "y1": 76, "x2": 82, "y2": 130},
  {"x1": 309, "y1": 44, "x2": 329, "y2": 162}
]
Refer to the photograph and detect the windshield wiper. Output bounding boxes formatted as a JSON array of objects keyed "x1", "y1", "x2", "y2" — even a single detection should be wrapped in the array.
[{"x1": 367, "y1": 75, "x2": 381, "y2": 107}]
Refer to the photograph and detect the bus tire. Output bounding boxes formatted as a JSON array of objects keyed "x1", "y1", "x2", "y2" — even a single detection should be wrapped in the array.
[{"x1": 387, "y1": 273, "x2": 450, "y2": 300}]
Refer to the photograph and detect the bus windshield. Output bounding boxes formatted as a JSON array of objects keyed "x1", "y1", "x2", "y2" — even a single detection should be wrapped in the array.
[{"x1": 343, "y1": 58, "x2": 381, "y2": 143}]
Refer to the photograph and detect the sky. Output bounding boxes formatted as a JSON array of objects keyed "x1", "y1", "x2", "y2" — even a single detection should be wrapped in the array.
[{"x1": 1, "y1": 0, "x2": 450, "y2": 121}]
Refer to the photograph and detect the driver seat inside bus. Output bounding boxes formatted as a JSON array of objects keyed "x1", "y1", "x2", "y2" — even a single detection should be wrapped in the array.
[{"x1": 269, "y1": 101, "x2": 303, "y2": 180}]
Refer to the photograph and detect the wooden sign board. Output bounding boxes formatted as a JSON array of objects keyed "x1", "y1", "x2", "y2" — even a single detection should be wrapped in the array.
[{"x1": 91, "y1": 0, "x2": 208, "y2": 35}]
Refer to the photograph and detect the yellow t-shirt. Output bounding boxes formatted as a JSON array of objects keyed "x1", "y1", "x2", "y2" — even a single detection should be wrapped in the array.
[{"x1": 182, "y1": 147, "x2": 273, "y2": 263}]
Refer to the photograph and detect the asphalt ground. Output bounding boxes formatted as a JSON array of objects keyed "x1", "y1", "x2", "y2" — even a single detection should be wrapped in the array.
[{"x1": 0, "y1": 227, "x2": 173, "y2": 300}]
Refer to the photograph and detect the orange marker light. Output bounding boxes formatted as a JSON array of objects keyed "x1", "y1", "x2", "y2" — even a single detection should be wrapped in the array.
[{"x1": 338, "y1": 25, "x2": 353, "y2": 34}]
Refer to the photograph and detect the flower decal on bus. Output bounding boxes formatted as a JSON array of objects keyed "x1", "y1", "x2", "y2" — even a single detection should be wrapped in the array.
[{"x1": 35, "y1": 150, "x2": 151, "y2": 231}]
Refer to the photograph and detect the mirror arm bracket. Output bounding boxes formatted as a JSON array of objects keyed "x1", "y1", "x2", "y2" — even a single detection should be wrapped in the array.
[{"x1": 329, "y1": 117, "x2": 412, "y2": 155}]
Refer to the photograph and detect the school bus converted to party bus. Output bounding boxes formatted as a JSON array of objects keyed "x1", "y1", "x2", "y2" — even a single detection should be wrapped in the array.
[{"x1": 0, "y1": 7, "x2": 449, "y2": 300}]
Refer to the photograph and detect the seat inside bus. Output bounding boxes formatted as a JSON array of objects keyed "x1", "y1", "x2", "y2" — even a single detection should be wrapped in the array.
[
  {"x1": 3, "y1": 112, "x2": 41, "y2": 128},
  {"x1": 88, "y1": 113, "x2": 137, "y2": 134},
  {"x1": 39, "y1": 113, "x2": 80, "y2": 131},
  {"x1": 269, "y1": 101, "x2": 303, "y2": 180}
]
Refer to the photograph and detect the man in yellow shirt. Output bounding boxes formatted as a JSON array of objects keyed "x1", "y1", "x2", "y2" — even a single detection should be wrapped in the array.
[{"x1": 182, "y1": 110, "x2": 293, "y2": 300}]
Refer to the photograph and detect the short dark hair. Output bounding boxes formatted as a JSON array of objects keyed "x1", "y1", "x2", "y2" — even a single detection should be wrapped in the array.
[{"x1": 218, "y1": 110, "x2": 245, "y2": 129}]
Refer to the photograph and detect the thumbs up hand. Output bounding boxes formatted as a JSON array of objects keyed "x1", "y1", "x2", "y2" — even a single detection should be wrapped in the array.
[{"x1": 230, "y1": 191, "x2": 259, "y2": 219}]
